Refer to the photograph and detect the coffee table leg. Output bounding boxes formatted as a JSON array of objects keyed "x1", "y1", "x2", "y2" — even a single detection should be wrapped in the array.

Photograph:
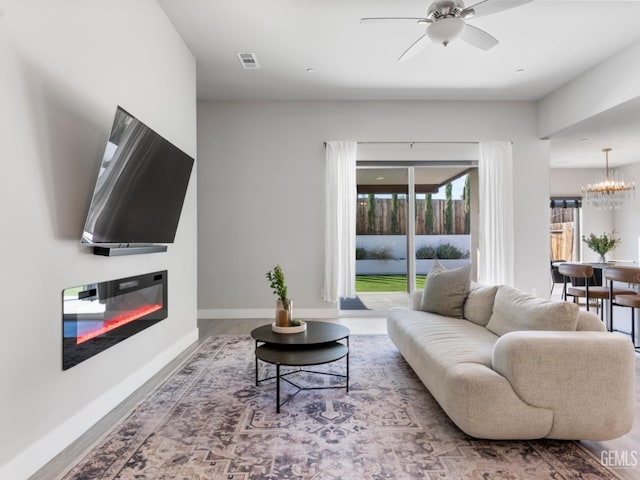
[
  {"x1": 255, "y1": 340, "x2": 259, "y2": 386},
  {"x1": 276, "y1": 363, "x2": 281, "y2": 413},
  {"x1": 346, "y1": 337, "x2": 350, "y2": 393}
]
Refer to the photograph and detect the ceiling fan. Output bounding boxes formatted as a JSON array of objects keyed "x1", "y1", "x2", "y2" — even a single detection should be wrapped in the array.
[{"x1": 361, "y1": 0, "x2": 533, "y2": 61}]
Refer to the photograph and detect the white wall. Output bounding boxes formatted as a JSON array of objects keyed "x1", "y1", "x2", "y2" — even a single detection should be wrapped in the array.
[
  {"x1": 197, "y1": 100, "x2": 550, "y2": 317},
  {"x1": 0, "y1": 2, "x2": 197, "y2": 478},
  {"x1": 613, "y1": 162, "x2": 640, "y2": 263},
  {"x1": 538, "y1": 39, "x2": 640, "y2": 138},
  {"x1": 356, "y1": 235, "x2": 471, "y2": 260}
]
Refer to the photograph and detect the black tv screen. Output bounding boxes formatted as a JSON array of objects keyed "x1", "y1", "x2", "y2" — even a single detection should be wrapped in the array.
[{"x1": 82, "y1": 107, "x2": 194, "y2": 244}]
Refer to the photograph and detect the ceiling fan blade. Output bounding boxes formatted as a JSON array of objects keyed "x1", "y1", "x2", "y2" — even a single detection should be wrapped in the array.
[
  {"x1": 397, "y1": 34, "x2": 430, "y2": 62},
  {"x1": 360, "y1": 17, "x2": 430, "y2": 24},
  {"x1": 461, "y1": 24, "x2": 499, "y2": 50},
  {"x1": 462, "y1": 0, "x2": 532, "y2": 19}
]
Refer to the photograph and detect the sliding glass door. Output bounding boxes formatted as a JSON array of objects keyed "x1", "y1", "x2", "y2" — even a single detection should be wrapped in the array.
[
  {"x1": 349, "y1": 168, "x2": 410, "y2": 312},
  {"x1": 344, "y1": 165, "x2": 473, "y2": 312}
]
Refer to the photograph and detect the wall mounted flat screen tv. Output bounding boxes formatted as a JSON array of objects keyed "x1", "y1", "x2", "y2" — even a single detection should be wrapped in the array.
[{"x1": 81, "y1": 106, "x2": 194, "y2": 245}]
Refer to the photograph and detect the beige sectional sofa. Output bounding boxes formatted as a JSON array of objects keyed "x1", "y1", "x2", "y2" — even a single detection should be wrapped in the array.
[{"x1": 387, "y1": 276, "x2": 635, "y2": 440}]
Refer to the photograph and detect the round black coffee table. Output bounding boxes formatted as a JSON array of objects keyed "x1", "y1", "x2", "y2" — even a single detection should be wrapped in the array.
[{"x1": 250, "y1": 321, "x2": 350, "y2": 413}]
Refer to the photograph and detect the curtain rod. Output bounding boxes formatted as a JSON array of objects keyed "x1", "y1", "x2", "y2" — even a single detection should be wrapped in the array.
[{"x1": 323, "y1": 141, "x2": 479, "y2": 147}]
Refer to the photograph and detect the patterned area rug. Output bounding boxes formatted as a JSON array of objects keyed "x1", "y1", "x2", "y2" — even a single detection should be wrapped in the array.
[{"x1": 62, "y1": 335, "x2": 618, "y2": 479}]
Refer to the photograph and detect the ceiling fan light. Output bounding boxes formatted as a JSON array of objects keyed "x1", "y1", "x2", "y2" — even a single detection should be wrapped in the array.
[{"x1": 427, "y1": 17, "x2": 465, "y2": 46}]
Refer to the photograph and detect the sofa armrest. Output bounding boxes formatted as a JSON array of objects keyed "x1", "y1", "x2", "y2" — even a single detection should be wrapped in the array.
[{"x1": 492, "y1": 331, "x2": 634, "y2": 440}]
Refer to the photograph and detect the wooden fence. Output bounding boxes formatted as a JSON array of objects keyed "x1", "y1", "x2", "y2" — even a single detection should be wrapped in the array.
[
  {"x1": 356, "y1": 198, "x2": 467, "y2": 235},
  {"x1": 550, "y1": 222, "x2": 574, "y2": 261}
]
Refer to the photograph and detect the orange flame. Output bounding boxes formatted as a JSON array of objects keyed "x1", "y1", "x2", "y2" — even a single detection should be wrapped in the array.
[{"x1": 77, "y1": 304, "x2": 162, "y2": 344}]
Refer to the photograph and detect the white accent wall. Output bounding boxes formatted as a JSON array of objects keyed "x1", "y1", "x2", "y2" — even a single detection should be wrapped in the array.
[
  {"x1": 0, "y1": 2, "x2": 197, "y2": 478},
  {"x1": 197, "y1": 100, "x2": 550, "y2": 317},
  {"x1": 613, "y1": 162, "x2": 640, "y2": 263}
]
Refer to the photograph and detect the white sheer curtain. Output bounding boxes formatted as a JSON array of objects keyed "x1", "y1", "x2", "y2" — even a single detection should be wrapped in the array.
[
  {"x1": 478, "y1": 141, "x2": 514, "y2": 286},
  {"x1": 323, "y1": 141, "x2": 357, "y2": 302}
]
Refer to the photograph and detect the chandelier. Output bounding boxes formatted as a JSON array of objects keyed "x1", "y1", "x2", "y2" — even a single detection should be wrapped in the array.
[{"x1": 581, "y1": 148, "x2": 635, "y2": 209}]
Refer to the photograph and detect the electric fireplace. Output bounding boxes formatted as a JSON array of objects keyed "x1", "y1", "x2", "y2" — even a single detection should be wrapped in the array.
[{"x1": 63, "y1": 270, "x2": 168, "y2": 369}]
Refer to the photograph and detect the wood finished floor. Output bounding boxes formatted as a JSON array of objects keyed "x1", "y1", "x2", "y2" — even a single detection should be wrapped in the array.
[{"x1": 30, "y1": 316, "x2": 639, "y2": 480}]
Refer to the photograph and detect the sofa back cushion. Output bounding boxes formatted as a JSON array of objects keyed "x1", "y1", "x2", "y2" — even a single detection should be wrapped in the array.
[
  {"x1": 419, "y1": 260, "x2": 471, "y2": 318},
  {"x1": 576, "y1": 310, "x2": 606, "y2": 332},
  {"x1": 410, "y1": 290, "x2": 423, "y2": 311},
  {"x1": 486, "y1": 285, "x2": 579, "y2": 336},
  {"x1": 464, "y1": 283, "x2": 499, "y2": 327}
]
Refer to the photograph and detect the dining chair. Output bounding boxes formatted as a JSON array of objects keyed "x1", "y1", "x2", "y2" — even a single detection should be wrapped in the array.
[
  {"x1": 558, "y1": 263, "x2": 609, "y2": 318},
  {"x1": 603, "y1": 266, "x2": 640, "y2": 348},
  {"x1": 550, "y1": 259, "x2": 566, "y2": 295}
]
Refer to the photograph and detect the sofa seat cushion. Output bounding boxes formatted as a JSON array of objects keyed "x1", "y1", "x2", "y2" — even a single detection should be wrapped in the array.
[{"x1": 387, "y1": 308, "x2": 497, "y2": 372}]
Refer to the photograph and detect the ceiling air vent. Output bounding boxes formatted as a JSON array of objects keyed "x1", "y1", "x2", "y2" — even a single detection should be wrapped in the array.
[{"x1": 237, "y1": 52, "x2": 260, "y2": 69}]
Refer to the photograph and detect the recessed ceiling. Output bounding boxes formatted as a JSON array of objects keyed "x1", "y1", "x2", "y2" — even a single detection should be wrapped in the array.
[
  {"x1": 159, "y1": 0, "x2": 640, "y2": 101},
  {"x1": 550, "y1": 96, "x2": 640, "y2": 168}
]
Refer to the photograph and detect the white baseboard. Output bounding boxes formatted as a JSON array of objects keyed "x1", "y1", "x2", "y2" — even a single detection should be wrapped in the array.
[
  {"x1": 198, "y1": 308, "x2": 339, "y2": 319},
  {"x1": 0, "y1": 328, "x2": 199, "y2": 480},
  {"x1": 339, "y1": 309, "x2": 389, "y2": 317}
]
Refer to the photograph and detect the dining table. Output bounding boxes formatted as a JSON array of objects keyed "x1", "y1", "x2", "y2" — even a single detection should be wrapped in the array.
[{"x1": 552, "y1": 260, "x2": 638, "y2": 329}]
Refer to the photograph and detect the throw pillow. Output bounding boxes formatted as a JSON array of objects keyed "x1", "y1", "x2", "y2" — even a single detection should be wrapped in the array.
[
  {"x1": 419, "y1": 260, "x2": 471, "y2": 318},
  {"x1": 464, "y1": 283, "x2": 499, "y2": 327},
  {"x1": 485, "y1": 285, "x2": 579, "y2": 336}
]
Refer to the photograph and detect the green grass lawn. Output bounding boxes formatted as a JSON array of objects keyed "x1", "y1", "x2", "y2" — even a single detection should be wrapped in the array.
[
  {"x1": 356, "y1": 275, "x2": 426, "y2": 292},
  {"x1": 63, "y1": 286, "x2": 84, "y2": 297}
]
